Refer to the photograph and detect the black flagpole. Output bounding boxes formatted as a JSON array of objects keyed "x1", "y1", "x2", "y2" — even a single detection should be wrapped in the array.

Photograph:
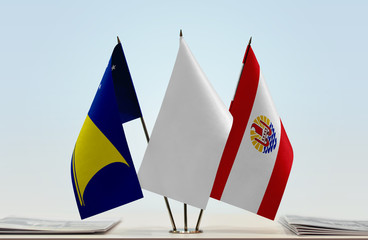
[
  {"x1": 195, "y1": 209, "x2": 203, "y2": 231},
  {"x1": 116, "y1": 36, "x2": 177, "y2": 232},
  {"x1": 184, "y1": 203, "x2": 188, "y2": 232},
  {"x1": 180, "y1": 29, "x2": 204, "y2": 233},
  {"x1": 139, "y1": 116, "x2": 177, "y2": 231},
  {"x1": 180, "y1": 30, "x2": 191, "y2": 233}
]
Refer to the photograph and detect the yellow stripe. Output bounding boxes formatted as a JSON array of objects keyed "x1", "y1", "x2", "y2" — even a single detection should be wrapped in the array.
[
  {"x1": 256, "y1": 116, "x2": 261, "y2": 124},
  {"x1": 73, "y1": 116, "x2": 129, "y2": 206},
  {"x1": 72, "y1": 148, "x2": 84, "y2": 206},
  {"x1": 258, "y1": 144, "x2": 263, "y2": 152}
]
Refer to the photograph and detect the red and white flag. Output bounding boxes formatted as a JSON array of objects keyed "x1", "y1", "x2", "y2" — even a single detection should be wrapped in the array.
[{"x1": 211, "y1": 42, "x2": 293, "y2": 220}]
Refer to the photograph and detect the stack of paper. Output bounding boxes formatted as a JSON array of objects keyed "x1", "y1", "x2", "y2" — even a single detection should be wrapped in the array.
[
  {"x1": 280, "y1": 215, "x2": 368, "y2": 236},
  {"x1": 0, "y1": 217, "x2": 119, "y2": 234}
]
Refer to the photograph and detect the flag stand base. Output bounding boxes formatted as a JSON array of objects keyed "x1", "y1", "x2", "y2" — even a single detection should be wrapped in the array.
[
  {"x1": 168, "y1": 204, "x2": 204, "y2": 234},
  {"x1": 169, "y1": 229, "x2": 203, "y2": 234}
]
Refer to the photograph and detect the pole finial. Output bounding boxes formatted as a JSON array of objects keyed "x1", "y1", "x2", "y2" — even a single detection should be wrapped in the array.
[
  {"x1": 248, "y1": 36, "x2": 252, "y2": 46},
  {"x1": 180, "y1": 29, "x2": 183, "y2": 37},
  {"x1": 117, "y1": 36, "x2": 121, "y2": 44}
]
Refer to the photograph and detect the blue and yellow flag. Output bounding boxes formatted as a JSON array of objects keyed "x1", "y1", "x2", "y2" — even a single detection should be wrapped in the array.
[{"x1": 71, "y1": 42, "x2": 143, "y2": 219}]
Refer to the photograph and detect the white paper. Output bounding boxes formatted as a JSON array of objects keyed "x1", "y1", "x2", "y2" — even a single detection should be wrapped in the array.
[
  {"x1": 0, "y1": 216, "x2": 119, "y2": 234},
  {"x1": 280, "y1": 215, "x2": 368, "y2": 236}
]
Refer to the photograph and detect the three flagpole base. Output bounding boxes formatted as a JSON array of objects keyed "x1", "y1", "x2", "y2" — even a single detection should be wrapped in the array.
[{"x1": 169, "y1": 229, "x2": 203, "y2": 234}]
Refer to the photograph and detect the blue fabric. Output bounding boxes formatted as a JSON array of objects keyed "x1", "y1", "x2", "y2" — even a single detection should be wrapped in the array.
[
  {"x1": 111, "y1": 43, "x2": 142, "y2": 123},
  {"x1": 72, "y1": 43, "x2": 143, "y2": 219}
]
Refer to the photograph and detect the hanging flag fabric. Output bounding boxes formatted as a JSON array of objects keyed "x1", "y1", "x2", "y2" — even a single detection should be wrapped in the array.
[
  {"x1": 210, "y1": 44, "x2": 293, "y2": 220},
  {"x1": 138, "y1": 37, "x2": 232, "y2": 209},
  {"x1": 71, "y1": 42, "x2": 143, "y2": 219}
]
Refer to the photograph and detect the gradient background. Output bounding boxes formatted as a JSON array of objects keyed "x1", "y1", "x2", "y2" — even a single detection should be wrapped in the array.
[{"x1": 0, "y1": 0, "x2": 367, "y2": 223}]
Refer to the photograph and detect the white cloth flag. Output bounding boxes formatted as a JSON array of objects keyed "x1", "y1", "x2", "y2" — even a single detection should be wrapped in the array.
[{"x1": 138, "y1": 37, "x2": 232, "y2": 209}]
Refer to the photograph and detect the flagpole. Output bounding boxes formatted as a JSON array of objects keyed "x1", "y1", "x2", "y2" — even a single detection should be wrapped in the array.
[
  {"x1": 184, "y1": 203, "x2": 188, "y2": 232},
  {"x1": 179, "y1": 29, "x2": 204, "y2": 234},
  {"x1": 180, "y1": 29, "x2": 204, "y2": 233},
  {"x1": 116, "y1": 36, "x2": 177, "y2": 232},
  {"x1": 233, "y1": 36, "x2": 252, "y2": 100},
  {"x1": 139, "y1": 117, "x2": 150, "y2": 143},
  {"x1": 179, "y1": 29, "x2": 191, "y2": 233},
  {"x1": 139, "y1": 116, "x2": 177, "y2": 231},
  {"x1": 195, "y1": 209, "x2": 203, "y2": 231},
  {"x1": 163, "y1": 195, "x2": 177, "y2": 231}
]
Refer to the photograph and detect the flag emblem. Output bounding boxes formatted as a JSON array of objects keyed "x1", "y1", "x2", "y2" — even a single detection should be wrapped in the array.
[{"x1": 250, "y1": 115, "x2": 277, "y2": 154}]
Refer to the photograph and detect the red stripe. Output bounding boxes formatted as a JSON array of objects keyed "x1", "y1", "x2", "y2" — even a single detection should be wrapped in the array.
[
  {"x1": 257, "y1": 120, "x2": 293, "y2": 220},
  {"x1": 210, "y1": 46, "x2": 260, "y2": 200}
]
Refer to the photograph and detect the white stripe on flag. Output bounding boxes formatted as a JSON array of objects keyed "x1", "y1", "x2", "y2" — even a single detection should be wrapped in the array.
[{"x1": 220, "y1": 72, "x2": 281, "y2": 213}]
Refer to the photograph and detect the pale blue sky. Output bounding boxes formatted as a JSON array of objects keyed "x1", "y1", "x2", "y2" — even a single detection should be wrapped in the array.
[{"x1": 0, "y1": 0, "x2": 368, "y2": 222}]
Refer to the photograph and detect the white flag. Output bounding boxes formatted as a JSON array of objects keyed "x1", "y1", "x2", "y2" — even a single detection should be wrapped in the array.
[{"x1": 138, "y1": 37, "x2": 232, "y2": 209}]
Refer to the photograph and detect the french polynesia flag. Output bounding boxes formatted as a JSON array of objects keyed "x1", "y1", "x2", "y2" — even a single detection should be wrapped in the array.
[{"x1": 210, "y1": 41, "x2": 293, "y2": 220}]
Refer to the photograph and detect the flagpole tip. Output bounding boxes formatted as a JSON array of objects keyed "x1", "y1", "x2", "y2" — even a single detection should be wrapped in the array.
[
  {"x1": 180, "y1": 29, "x2": 183, "y2": 37},
  {"x1": 248, "y1": 36, "x2": 252, "y2": 46},
  {"x1": 117, "y1": 36, "x2": 121, "y2": 44}
]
